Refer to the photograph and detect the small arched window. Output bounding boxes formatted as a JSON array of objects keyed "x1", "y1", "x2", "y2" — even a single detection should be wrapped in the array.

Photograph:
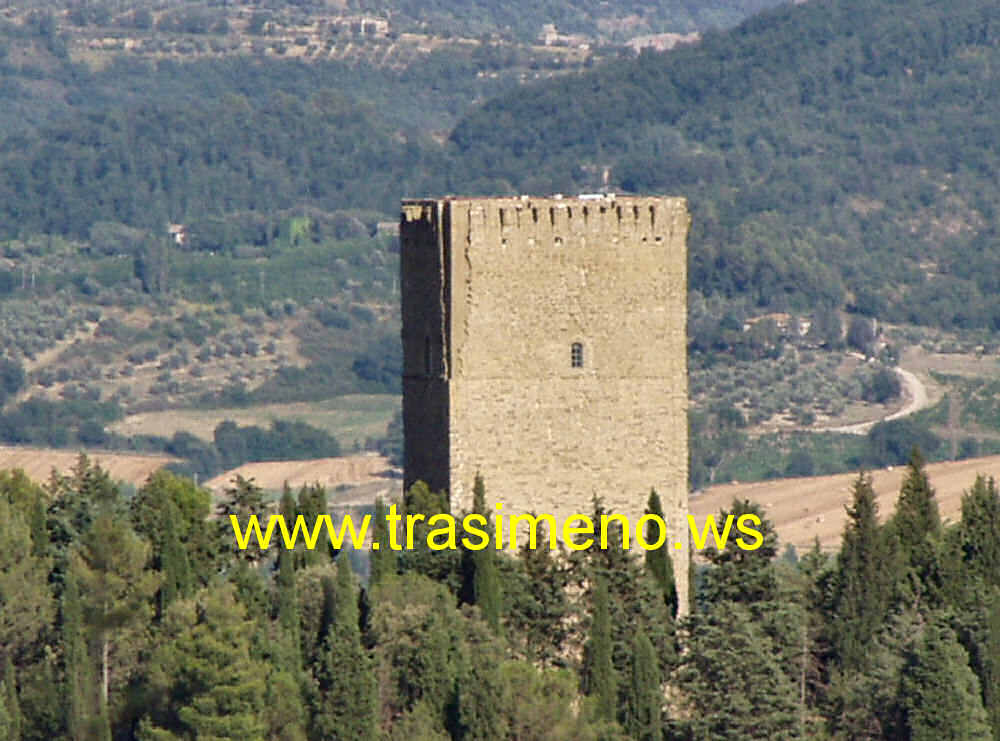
[{"x1": 571, "y1": 342, "x2": 584, "y2": 368}]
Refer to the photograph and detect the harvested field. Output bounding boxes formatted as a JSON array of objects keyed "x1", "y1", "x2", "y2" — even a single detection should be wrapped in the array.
[
  {"x1": 205, "y1": 453, "x2": 400, "y2": 505},
  {"x1": 691, "y1": 454, "x2": 1000, "y2": 551},
  {"x1": 108, "y1": 395, "x2": 399, "y2": 447},
  {"x1": 0, "y1": 445, "x2": 176, "y2": 486}
]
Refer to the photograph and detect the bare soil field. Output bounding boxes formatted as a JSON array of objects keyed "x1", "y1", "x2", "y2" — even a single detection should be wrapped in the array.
[
  {"x1": 691, "y1": 454, "x2": 1000, "y2": 551},
  {"x1": 901, "y1": 344, "x2": 1000, "y2": 378},
  {"x1": 108, "y1": 394, "x2": 399, "y2": 447},
  {"x1": 0, "y1": 446, "x2": 176, "y2": 486},
  {"x1": 204, "y1": 453, "x2": 400, "y2": 504}
]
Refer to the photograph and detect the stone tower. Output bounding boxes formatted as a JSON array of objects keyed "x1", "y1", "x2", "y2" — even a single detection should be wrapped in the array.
[{"x1": 400, "y1": 194, "x2": 690, "y2": 614}]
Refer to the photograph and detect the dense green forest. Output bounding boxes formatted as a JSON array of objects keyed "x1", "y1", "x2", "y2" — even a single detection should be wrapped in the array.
[
  {"x1": 451, "y1": 0, "x2": 1000, "y2": 329},
  {"x1": 0, "y1": 455, "x2": 997, "y2": 740},
  {"x1": 5, "y1": 0, "x2": 1000, "y2": 332}
]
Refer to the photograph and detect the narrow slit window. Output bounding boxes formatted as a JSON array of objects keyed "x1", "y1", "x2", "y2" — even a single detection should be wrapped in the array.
[
  {"x1": 424, "y1": 336, "x2": 432, "y2": 375},
  {"x1": 571, "y1": 342, "x2": 584, "y2": 368}
]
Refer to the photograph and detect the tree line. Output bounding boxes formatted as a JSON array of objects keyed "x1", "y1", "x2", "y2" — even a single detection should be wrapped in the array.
[{"x1": 0, "y1": 449, "x2": 997, "y2": 739}]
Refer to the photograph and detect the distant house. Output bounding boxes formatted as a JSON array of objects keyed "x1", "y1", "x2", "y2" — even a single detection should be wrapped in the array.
[
  {"x1": 376, "y1": 221, "x2": 399, "y2": 237},
  {"x1": 167, "y1": 223, "x2": 188, "y2": 246},
  {"x1": 625, "y1": 32, "x2": 700, "y2": 54}
]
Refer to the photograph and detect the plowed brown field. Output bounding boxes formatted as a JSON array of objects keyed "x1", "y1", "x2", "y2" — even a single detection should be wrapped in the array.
[
  {"x1": 690, "y1": 455, "x2": 1000, "y2": 550},
  {"x1": 204, "y1": 453, "x2": 399, "y2": 503},
  {"x1": 0, "y1": 445, "x2": 176, "y2": 486}
]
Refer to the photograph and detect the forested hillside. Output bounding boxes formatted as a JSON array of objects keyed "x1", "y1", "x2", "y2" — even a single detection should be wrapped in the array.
[
  {"x1": 452, "y1": 0, "x2": 1000, "y2": 330},
  {"x1": 6, "y1": 0, "x2": 788, "y2": 43},
  {"x1": 5, "y1": 0, "x2": 1000, "y2": 331}
]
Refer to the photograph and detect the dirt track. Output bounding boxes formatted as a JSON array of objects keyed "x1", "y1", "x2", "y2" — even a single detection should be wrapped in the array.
[
  {"x1": 690, "y1": 454, "x2": 1000, "y2": 550},
  {"x1": 823, "y1": 366, "x2": 928, "y2": 435}
]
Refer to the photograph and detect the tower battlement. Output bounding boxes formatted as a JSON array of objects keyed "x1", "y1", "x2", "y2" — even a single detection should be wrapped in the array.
[
  {"x1": 402, "y1": 195, "x2": 684, "y2": 246},
  {"x1": 400, "y1": 194, "x2": 691, "y2": 615}
]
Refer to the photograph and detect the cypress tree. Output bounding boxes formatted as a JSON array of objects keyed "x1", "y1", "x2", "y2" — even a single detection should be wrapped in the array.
[
  {"x1": 958, "y1": 475, "x2": 1000, "y2": 589},
  {"x1": 832, "y1": 473, "x2": 894, "y2": 672},
  {"x1": 297, "y1": 483, "x2": 330, "y2": 566},
  {"x1": 0, "y1": 685, "x2": 11, "y2": 741},
  {"x1": 644, "y1": 489, "x2": 678, "y2": 617},
  {"x1": 269, "y1": 488, "x2": 307, "y2": 741},
  {"x1": 158, "y1": 500, "x2": 191, "y2": 612},
  {"x1": 470, "y1": 475, "x2": 501, "y2": 632},
  {"x1": 62, "y1": 571, "x2": 93, "y2": 741},
  {"x1": 584, "y1": 576, "x2": 616, "y2": 723},
  {"x1": 29, "y1": 492, "x2": 47, "y2": 559},
  {"x1": 628, "y1": 630, "x2": 660, "y2": 741},
  {"x1": 313, "y1": 558, "x2": 377, "y2": 741},
  {"x1": 370, "y1": 496, "x2": 397, "y2": 587},
  {"x1": 890, "y1": 449, "x2": 941, "y2": 598},
  {"x1": 276, "y1": 487, "x2": 300, "y2": 644},
  {"x1": 1, "y1": 654, "x2": 21, "y2": 741}
]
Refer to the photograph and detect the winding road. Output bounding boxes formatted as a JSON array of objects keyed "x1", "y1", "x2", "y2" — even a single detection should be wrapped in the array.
[{"x1": 823, "y1": 367, "x2": 929, "y2": 435}]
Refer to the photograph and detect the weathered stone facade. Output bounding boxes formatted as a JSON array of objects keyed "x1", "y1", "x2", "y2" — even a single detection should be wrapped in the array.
[{"x1": 401, "y1": 194, "x2": 691, "y2": 614}]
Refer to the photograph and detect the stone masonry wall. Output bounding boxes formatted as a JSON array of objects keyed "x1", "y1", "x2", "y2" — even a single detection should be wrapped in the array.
[{"x1": 401, "y1": 194, "x2": 691, "y2": 615}]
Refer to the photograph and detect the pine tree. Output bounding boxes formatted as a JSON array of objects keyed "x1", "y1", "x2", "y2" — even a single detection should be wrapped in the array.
[
  {"x1": 0, "y1": 496, "x2": 53, "y2": 662},
  {"x1": 644, "y1": 489, "x2": 678, "y2": 617},
  {"x1": 900, "y1": 622, "x2": 992, "y2": 740},
  {"x1": 131, "y1": 470, "x2": 218, "y2": 593},
  {"x1": 675, "y1": 605, "x2": 800, "y2": 740},
  {"x1": 699, "y1": 498, "x2": 778, "y2": 606},
  {"x1": 452, "y1": 620, "x2": 508, "y2": 741},
  {"x1": 218, "y1": 475, "x2": 267, "y2": 564},
  {"x1": 583, "y1": 576, "x2": 616, "y2": 724},
  {"x1": 511, "y1": 524, "x2": 569, "y2": 666},
  {"x1": 370, "y1": 496, "x2": 398, "y2": 587},
  {"x1": 71, "y1": 514, "x2": 160, "y2": 707},
  {"x1": 312, "y1": 558, "x2": 377, "y2": 741},
  {"x1": 140, "y1": 587, "x2": 270, "y2": 740},
  {"x1": 265, "y1": 666, "x2": 308, "y2": 741},
  {"x1": 628, "y1": 630, "x2": 660, "y2": 741},
  {"x1": 399, "y1": 481, "x2": 459, "y2": 586}
]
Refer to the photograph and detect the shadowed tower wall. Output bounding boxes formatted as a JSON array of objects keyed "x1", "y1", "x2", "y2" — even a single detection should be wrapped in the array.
[{"x1": 401, "y1": 194, "x2": 691, "y2": 614}]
